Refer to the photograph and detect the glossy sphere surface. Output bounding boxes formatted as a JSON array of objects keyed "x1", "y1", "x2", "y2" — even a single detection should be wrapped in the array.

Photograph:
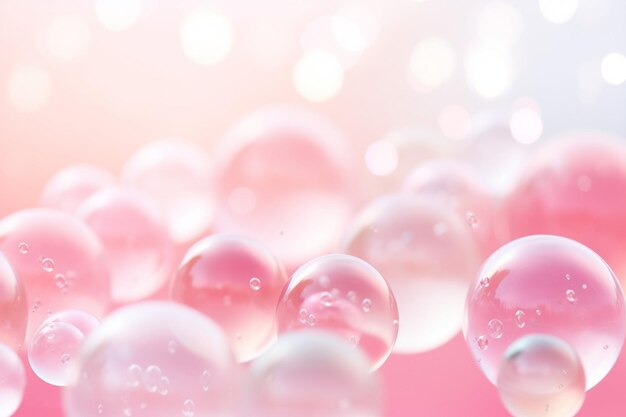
[
  {"x1": 40, "y1": 165, "x2": 115, "y2": 214},
  {"x1": 171, "y1": 234, "x2": 288, "y2": 362},
  {"x1": 214, "y1": 107, "x2": 357, "y2": 270},
  {"x1": 122, "y1": 139, "x2": 214, "y2": 244},
  {"x1": 0, "y1": 209, "x2": 110, "y2": 342},
  {"x1": 276, "y1": 254, "x2": 398, "y2": 370},
  {"x1": 498, "y1": 334, "x2": 585, "y2": 417},
  {"x1": 0, "y1": 253, "x2": 27, "y2": 351},
  {"x1": 78, "y1": 187, "x2": 174, "y2": 302},
  {"x1": 0, "y1": 343, "x2": 26, "y2": 417},
  {"x1": 464, "y1": 235, "x2": 626, "y2": 389},
  {"x1": 28, "y1": 310, "x2": 99, "y2": 386},
  {"x1": 241, "y1": 330, "x2": 381, "y2": 417},
  {"x1": 63, "y1": 302, "x2": 236, "y2": 417},
  {"x1": 342, "y1": 194, "x2": 480, "y2": 353},
  {"x1": 505, "y1": 133, "x2": 626, "y2": 283}
]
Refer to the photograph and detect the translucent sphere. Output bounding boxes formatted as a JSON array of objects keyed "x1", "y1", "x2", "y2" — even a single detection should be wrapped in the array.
[
  {"x1": 0, "y1": 343, "x2": 26, "y2": 417},
  {"x1": 276, "y1": 254, "x2": 398, "y2": 370},
  {"x1": 404, "y1": 159, "x2": 506, "y2": 258},
  {"x1": 504, "y1": 133, "x2": 626, "y2": 285},
  {"x1": 40, "y1": 165, "x2": 115, "y2": 214},
  {"x1": 0, "y1": 253, "x2": 27, "y2": 351},
  {"x1": 342, "y1": 194, "x2": 480, "y2": 354},
  {"x1": 63, "y1": 302, "x2": 236, "y2": 417},
  {"x1": 28, "y1": 310, "x2": 100, "y2": 386},
  {"x1": 170, "y1": 234, "x2": 288, "y2": 362},
  {"x1": 241, "y1": 330, "x2": 381, "y2": 417},
  {"x1": 464, "y1": 235, "x2": 626, "y2": 389},
  {"x1": 78, "y1": 187, "x2": 175, "y2": 302},
  {"x1": 214, "y1": 107, "x2": 357, "y2": 270},
  {"x1": 498, "y1": 334, "x2": 585, "y2": 417},
  {"x1": 0, "y1": 208, "x2": 111, "y2": 342},
  {"x1": 122, "y1": 139, "x2": 214, "y2": 244}
]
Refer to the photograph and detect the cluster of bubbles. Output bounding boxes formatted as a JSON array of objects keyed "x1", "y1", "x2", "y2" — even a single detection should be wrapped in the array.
[{"x1": 0, "y1": 106, "x2": 625, "y2": 417}]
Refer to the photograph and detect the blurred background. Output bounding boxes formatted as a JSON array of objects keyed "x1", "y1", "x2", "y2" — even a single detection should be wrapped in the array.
[{"x1": 1, "y1": 0, "x2": 625, "y2": 416}]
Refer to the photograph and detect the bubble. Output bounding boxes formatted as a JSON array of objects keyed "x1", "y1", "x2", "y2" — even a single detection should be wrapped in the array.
[
  {"x1": 143, "y1": 365, "x2": 162, "y2": 393},
  {"x1": 565, "y1": 289, "x2": 577, "y2": 303},
  {"x1": 41, "y1": 257, "x2": 55, "y2": 273},
  {"x1": 276, "y1": 254, "x2": 398, "y2": 370},
  {"x1": 498, "y1": 334, "x2": 585, "y2": 417},
  {"x1": 122, "y1": 139, "x2": 214, "y2": 244},
  {"x1": 98, "y1": 404, "x2": 104, "y2": 414},
  {"x1": 17, "y1": 242, "x2": 29, "y2": 255},
  {"x1": 77, "y1": 187, "x2": 175, "y2": 302},
  {"x1": 28, "y1": 310, "x2": 99, "y2": 386},
  {"x1": 0, "y1": 254, "x2": 27, "y2": 351},
  {"x1": 240, "y1": 330, "x2": 382, "y2": 417},
  {"x1": 213, "y1": 107, "x2": 357, "y2": 270},
  {"x1": 488, "y1": 319, "x2": 504, "y2": 339},
  {"x1": 171, "y1": 234, "x2": 288, "y2": 363},
  {"x1": 480, "y1": 277, "x2": 491, "y2": 288},
  {"x1": 0, "y1": 344, "x2": 26, "y2": 417},
  {"x1": 158, "y1": 376, "x2": 170, "y2": 396},
  {"x1": 63, "y1": 302, "x2": 236, "y2": 417},
  {"x1": 0, "y1": 209, "x2": 110, "y2": 343},
  {"x1": 40, "y1": 165, "x2": 115, "y2": 214},
  {"x1": 201, "y1": 370, "x2": 211, "y2": 392},
  {"x1": 127, "y1": 364, "x2": 142, "y2": 388},
  {"x1": 342, "y1": 194, "x2": 480, "y2": 354},
  {"x1": 464, "y1": 235, "x2": 626, "y2": 389},
  {"x1": 182, "y1": 399, "x2": 195, "y2": 417}
]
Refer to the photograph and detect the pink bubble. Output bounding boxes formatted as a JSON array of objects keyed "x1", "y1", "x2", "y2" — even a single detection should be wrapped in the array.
[
  {"x1": 122, "y1": 140, "x2": 214, "y2": 244},
  {"x1": 63, "y1": 302, "x2": 236, "y2": 417},
  {"x1": 498, "y1": 334, "x2": 585, "y2": 417},
  {"x1": 28, "y1": 310, "x2": 99, "y2": 387},
  {"x1": 40, "y1": 165, "x2": 116, "y2": 214},
  {"x1": 241, "y1": 330, "x2": 381, "y2": 417},
  {"x1": 276, "y1": 254, "x2": 398, "y2": 370},
  {"x1": 504, "y1": 133, "x2": 626, "y2": 284},
  {"x1": 403, "y1": 159, "x2": 507, "y2": 258},
  {"x1": 0, "y1": 343, "x2": 26, "y2": 417},
  {"x1": 78, "y1": 187, "x2": 175, "y2": 303},
  {"x1": 214, "y1": 107, "x2": 358, "y2": 271},
  {"x1": 0, "y1": 208, "x2": 111, "y2": 342},
  {"x1": 342, "y1": 194, "x2": 480, "y2": 354},
  {"x1": 464, "y1": 235, "x2": 626, "y2": 390},
  {"x1": 0, "y1": 253, "x2": 27, "y2": 351},
  {"x1": 170, "y1": 234, "x2": 288, "y2": 362}
]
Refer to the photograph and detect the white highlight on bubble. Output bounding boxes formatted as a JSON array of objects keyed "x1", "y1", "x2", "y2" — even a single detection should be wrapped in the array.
[
  {"x1": 293, "y1": 50, "x2": 343, "y2": 102},
  {"x1": 510, "y1": 107, "x2": 543, "y2": 145},
  {"x1": 466, "y1": 44, "x2": 512, "y2": 99},
  {"x1": 538, "y1": 0, "x2": 578, "y2": 24},
  {"x1": 475, "y1": 2, "x2": 523, "y2": 47},
  {"x1": 95, "y1": 0, "x2": 141, "y2": 32},
  {"x1": 180, "y1": 9, "x2": 234, "y2": 66},
  {"x1": 438, "y1": 105, "x2": 472, "y2": 141},
  {"x1": 364, "y1": 141, "x2": 399, "y2": 177},
  {"x1": 7, "y1": 66, "x2": 51, "y2": 113},
  {"x1": 335, "y1": 3, "x2": 380, "y2": 52},
  {"x1": 408, "y1": 37, "x2": 456, "y2": 91},
  {"x1": 47, "y1": 15, "x2": 91, "y2": 61},
  {"x1": 601, "y1": 53, "x2": 626, "y2": 86}
]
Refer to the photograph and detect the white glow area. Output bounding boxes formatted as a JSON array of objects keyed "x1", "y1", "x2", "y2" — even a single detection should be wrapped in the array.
[
  {"x1": 601, "y1": 53, "x2": 626, "y2": 86},
  {"x1": 95, "y1": 0, "x2": 141, "y2": 32},
  {"x1": 47, "y1": 15, "x2": 91, "y2": 61},
  {"x1": 539, "y1": 0, "x2": 578, "y2": 24},
  {"x1": 180, "y1": 9, "x2": 234, "y2": 66},
  {"x1": 293, "y1": 50, "x2": 344, "y2": 102},
  {"x1": 364, "y1": 141, "x2": 399, "y2": 177},
  {"x1": 409, "y1": 37, "x2": 456, "y2": 91},
  {"x1": 7, "y1": 66, "x2": 51, "y2": 113}
]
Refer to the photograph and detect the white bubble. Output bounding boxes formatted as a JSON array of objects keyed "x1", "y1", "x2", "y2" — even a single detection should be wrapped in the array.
[
  {"x1": 364, "y1": 140, "x2": 399, "y2": 177},
  {"x1": 601, "y1": 53, "x2": 626, "y2": 86},
  {"x1": 180, "y1": 9, "x2": 233, "y2": 66},
  {"x1": 408, "y1": 37, "x2": 456, "y2": 91},
  {"x1": 293, "y1": 50, "x2": 344, "y2": 102},
  {"x1": 510, "y1": 107, "x2": 543, "y2": 145},
  {"x1": 95, "y1": 0, "x2": 141, "y2": 32},
  {"x1": 466, "y1": 44, "x2": 512, "y2": 99},
  {"x1": 539, "y1": 0, "x2": 578, "y2": 24}
]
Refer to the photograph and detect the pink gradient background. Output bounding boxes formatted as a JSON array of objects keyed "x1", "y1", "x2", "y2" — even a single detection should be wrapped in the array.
[{"x1": 1, "y1": 0, "x2": 626, "y2": 416}]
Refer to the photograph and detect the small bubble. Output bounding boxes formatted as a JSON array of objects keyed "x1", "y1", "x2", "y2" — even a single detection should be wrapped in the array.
[
  {"x1": 249, "y1": 277, "x2": 261, "y2": 291},
  {"x1": 54, "y1": 274, "x2": 67, "y2": 290},
  {"x1": 298, "y1": 308, "x2": 308, "y2": 324},
  {"x1": 31, "y1": 300, "x2": 42, "y2": 313},
  {"x1": 565, "y1": 273, "x2": 571, "y2": 280},
  {"x1": 97, "y1": 404, "x2": 104, "y2": 414},
  {"x1": 603, "y1": 344, "x2": 609, "y2": 350},
  {"x1": 476, "y1": 335, "x2": 489, "y2": 351},
  {"x1": 536, "y1": 309, "x2": 542, "y2": 316},
  {"x1": 41, "y1": 257, "x2": 55, "y2": 273},
  {"x1": 143, "y1": 365, "x2": 162, "y2": 393},
  {"x1": 361, "y1": 298, "x2": 372, "y2": 312},
  {"x1": 123, "y1": 407, "x2": 132, "y2": 417},
  {"x1": 466, "y1": 211, "x2": 478, "y2": 228},
  {"x1": 566, "y1": 289, "x2": 577, "y2": 303},
  {"x1": 158, "y1": 376, "x2": 170, "y2": 396},
  {"x1": 61, "y1": 353, "x2": 71, "y2": 365},
  {"x1": 318, "y1": 275, "x2": 331, "y2": 288},
  {"x1": 515, "y1": 310, "x2": 526, "y2": 328},
  {"x1": 307, "y1": 314, "x2": 316, "y2": 326},
  {"x1": 582, "y1": 284, "x2": 588, "y2": 290},
  {"x1": 347, "y1": 291, "x2": 358, "y2": 303},
  {"x1": 320, "y1": 291, "x2": 334, "y2": 307},
  {"x1": 479, "y1": 277, "x2": 491, "y2": 288},
  {"x1": 393, "y1": 319, "x2": 399, "y2": 327},
  {"x1": 433, "y1": 222, "x2": 448, "y2": 236},
  {"x1": 182, "y1": 399, "x2": 195, "y2": 417},
  {"x1": 487, "y1": 319, "x2": 503, "y2": 339},
  {"x1": 202, "y1": 370, "x2": 211, "y2": 392},
  {"x1": 18, "y1": 242, "x2": 29, "y2": 255},
  {"x1": 127, "y1": 364, "x2": 142, "y2": 388},
  {"x1": 168, "y1": 339, "x2": 177, "y2": 354}
]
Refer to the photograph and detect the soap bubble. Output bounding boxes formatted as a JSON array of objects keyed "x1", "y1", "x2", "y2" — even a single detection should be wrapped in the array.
[
  {"x1": 276, "y1": 254, "x2": 398, "y2": 370},
  {"x1": 40, "y1": 165, "x2": 115, "y2": 214},
  {"x1": 0, "y1": 343, "x2": 26, "y2": 417},
  {"x1": 498, "y1": 334, "x2": 585, "y2": 417},
  {"x1": 214, "y1": 106, "x2": 358, "y2": 270},
  {"x1": 63, "y1": 301, "x2": 236, "y2": 417},
  {"x1": 78, "y1": 187, "x2": 175, "y2": 302},
  {"x1": 170, "y1": 234, "x2": 288, "y2": 362},
  {"x1": 0, "y1": 253, "x2": 27, "y2": 351},
  {"x1": 240, "y1": 330, "x2": 381, "y2": 417},
  {"x1": 464, "y1": 235, "x2": 626, "y2": 389},
  {"x1": 122, "y1": 139, "x2": 214, "y2": 244},
  {"x1": 0, "y1": 208, "x2": 111, "y2": 342},
  {"x1": 342, "y1": 194, "x2": 480, "y2": 353},
  {"x1": 28, "y1": 310, "x2": 99, "y2": 386}
]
